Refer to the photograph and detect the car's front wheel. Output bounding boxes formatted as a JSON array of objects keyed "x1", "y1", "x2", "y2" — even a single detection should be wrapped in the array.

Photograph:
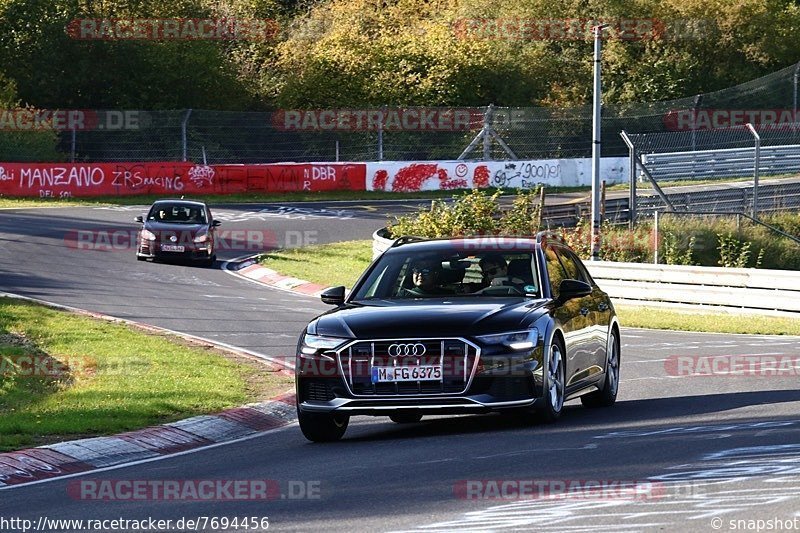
[
  {"x1": 581, "y1": 330, "x2": 620, "y2": 408},
  {"x1": 536, "y1": 339, "x2": 565, "y2": 422},
  {"x1": 298, "y1": 410, "x2": 349, "y2": 442}
]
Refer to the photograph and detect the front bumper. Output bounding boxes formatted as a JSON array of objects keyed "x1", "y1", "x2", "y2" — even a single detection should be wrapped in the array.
[
  {"x1": 296, "y1": 338, "x2": 545, "y2": 416},
  {"x1": 138, "y1": 241, "x2": 211, "y2": 261}
]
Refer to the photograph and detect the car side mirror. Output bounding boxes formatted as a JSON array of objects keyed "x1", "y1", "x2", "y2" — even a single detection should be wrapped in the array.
[
  {"x1": 321, "y1": 286, "x2": 346, "y2": 306},
  {"x1": 212, "y1": 220, "x2": 221, "y2": 227},
  {"x1": 134, "y1": 215, "x2": 144, "y2": 223},
  {"x1": 558, "y1": 279, "x2": 592, "y2": 301}
]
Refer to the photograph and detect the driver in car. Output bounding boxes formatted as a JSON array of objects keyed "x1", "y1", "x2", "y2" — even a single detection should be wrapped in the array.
[{"x1": 399, "y1": 258, "x2": 454, "y2": 297}]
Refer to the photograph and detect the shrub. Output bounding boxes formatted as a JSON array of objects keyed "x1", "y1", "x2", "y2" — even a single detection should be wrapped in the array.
[{"x1": 386, "y1": 192, "x2": 800, "y2": 270}]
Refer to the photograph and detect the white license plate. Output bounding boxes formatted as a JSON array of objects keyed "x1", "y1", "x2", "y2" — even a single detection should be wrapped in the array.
[
  {"x1": 371, "y1": 365, "x2": 442, "y2": 383},
  {"x1": 161, "y1": 244, "x2": 185, "y2": 252}
]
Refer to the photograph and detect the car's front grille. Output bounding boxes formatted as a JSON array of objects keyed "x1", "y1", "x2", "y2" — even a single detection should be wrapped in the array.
[{"x1": 338, "y1": 338, "x2": 479, "y2": 396}]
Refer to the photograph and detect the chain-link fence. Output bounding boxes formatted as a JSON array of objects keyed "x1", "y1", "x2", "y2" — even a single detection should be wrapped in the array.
[
  {"x1": 621, "y1": 122, "x2": 800, "y2": 224},
  {"x1": 3, "y1": 61, "x2": 798, "y2": 164}
]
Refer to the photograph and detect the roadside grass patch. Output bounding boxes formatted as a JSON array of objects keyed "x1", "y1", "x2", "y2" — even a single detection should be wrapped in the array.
[
  {"x1": 260, "y1": 240, "x2": 373, "y2": 289},
  {"x1": 0, "y1": 298, "x2": 292, "y2": 452},
  {"x1": 260, "y1": 239, "x2": 800, "y2": 336},
  {"x1": 616, "y1": 306, "x2": 800, "y2": 336}
]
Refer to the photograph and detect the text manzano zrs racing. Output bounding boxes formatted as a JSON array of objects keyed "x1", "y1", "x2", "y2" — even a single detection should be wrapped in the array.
[{"x1": 295, "y1": 233, "x2": 621, "y2": 442}]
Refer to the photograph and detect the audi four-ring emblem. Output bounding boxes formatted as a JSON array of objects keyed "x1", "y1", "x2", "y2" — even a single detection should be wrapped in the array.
[{"x1": 388, "y1": 343, "x2": 427, "y2": 357}]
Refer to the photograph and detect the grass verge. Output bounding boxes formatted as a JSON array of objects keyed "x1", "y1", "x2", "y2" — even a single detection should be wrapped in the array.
[
  {"x1": 260, "y1": 240, "x2": 374, "y2": 289},
  {"x1": 615, "y1": 306, "x2": 800, "y2": 336},
  {"x1": 259, "y1": 239, "x2": 800, "y2": 336},
  {"x1": 0, "y1": 297, "x2": 293, "y2": 452}
]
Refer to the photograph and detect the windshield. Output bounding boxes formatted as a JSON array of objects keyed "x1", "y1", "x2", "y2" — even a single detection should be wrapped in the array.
[
  {"x1": 147, "y1": 204, "x2": 207, "y2": 224},
  {"x1": 352, "y1": 248, "x2": 541, "y2": 300}
]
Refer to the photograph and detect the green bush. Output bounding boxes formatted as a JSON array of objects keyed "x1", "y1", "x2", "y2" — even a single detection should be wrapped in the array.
[
  {"x1": 387, "y1": 193, "x2": 800, "y2": 270},
  {"x1": 388, "y1": 188, "x2": 542, "y2": 238}
]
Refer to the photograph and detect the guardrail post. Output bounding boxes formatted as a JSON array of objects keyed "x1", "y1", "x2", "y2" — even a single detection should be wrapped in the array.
[{"x1": 746, "y1": 122, "x2": 760, "y2": 217}]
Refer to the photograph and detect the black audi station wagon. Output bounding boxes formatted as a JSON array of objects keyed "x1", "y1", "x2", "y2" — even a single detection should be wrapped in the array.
[{"x1": 296, "y1": 232, "x2": 621, "y2": 442}]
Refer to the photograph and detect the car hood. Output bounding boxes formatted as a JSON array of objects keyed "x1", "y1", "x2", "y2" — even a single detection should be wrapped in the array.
[
  {"x1": 310, "y1": 298, "x2": 548, "y2": 339},
  {"x1": 144, "y1": 221, "x2": 207, "y2": 233}
]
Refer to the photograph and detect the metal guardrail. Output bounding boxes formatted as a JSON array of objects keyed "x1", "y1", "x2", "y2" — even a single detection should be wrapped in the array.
[
  {"x1": 642, "y1": 144, "x2": 800, "y2": 181},
  {"x1": 586, "y1": 261, "x2": 800, "y2": 316},
  {"x1": 636, "y1": 182, "x2": 800, "y2": 215}
]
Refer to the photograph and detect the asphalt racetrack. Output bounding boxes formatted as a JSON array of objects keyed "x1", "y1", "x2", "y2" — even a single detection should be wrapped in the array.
[{"x1": 1, "y1": 201, "x2": 799, "y2": 532}]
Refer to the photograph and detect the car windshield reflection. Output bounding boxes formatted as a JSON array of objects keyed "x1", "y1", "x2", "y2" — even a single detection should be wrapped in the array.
[{"x1": 350, "y1": 250, "x2": 541, "y2": 300}]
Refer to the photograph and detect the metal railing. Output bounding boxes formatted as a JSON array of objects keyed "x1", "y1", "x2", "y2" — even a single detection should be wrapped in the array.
[{"x1": 642, "y1": 143, "x2": 800, "y2": 181}]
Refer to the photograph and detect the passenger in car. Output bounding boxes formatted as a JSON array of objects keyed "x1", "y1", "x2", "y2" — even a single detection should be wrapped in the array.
[{"x1": 479, "y1": 254, "x2": 527, "y2": 288}]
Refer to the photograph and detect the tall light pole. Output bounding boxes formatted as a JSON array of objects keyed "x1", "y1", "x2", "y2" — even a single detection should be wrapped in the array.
[{"x1": 590, "y1": 24, "x2": 609, "y2": 261}]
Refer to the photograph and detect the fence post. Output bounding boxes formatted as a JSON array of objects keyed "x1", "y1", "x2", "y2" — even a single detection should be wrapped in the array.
[
  {"x1": 653, "y1": 210, "x2": 659, "y2": 264},
  {"x1": 627, "y1": 137, "x2": 637, "y2": 229},
  {"x1": 181, "y1": 109, "x2": 192, "y2": 162},
  {"x1": 483, "y1": 104, "x2": 494, "y2": 160},
  {"x1": 794, "y1": 62, "x2": 799, "y2": 140},
  {"x1": 335, "y1": 140, "x2": 340, "y2": 162},
  {"x1": 377, "y1": 106, "x2": 386, "y2": 161},
  {"x1": 70, "y1": 128, "x2": 76, "y2": 163},
  {"x1": 691, "y1": 94, "x2": 702, "y2": 153},
  {"x1": 746, "y1": 122, "x2": 760, "y2": 217}
]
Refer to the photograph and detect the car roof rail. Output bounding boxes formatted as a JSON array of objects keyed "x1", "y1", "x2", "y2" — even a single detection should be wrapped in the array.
[
  {"x1": 390, "y1": 235, "x2": 429, "y2": 248},
  {"x1": 535, "y1": 230, "x2": 566, "y2": 246}
]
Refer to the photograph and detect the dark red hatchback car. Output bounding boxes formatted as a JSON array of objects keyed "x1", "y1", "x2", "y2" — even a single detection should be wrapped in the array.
[{"x1": 135, "y1": 199, "x2": 220, "y2": 266}]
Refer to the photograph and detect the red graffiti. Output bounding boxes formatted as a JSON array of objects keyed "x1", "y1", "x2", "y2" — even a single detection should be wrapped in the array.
[
  {"x1": 473, "y1": 165, "x2": 490, "y2": 188},
  {"x1": 436, "y1": 168, "x2": 466, "y2": 190},
  {"x1": 391, "y1": 163, "x2": 439, "y2": 192},
  {"x1": 0, "y1": 162, "x2": 366, "y2": 198},
  {"x1": 372, "y1": 169, "x2": 389, "y2": 191}
]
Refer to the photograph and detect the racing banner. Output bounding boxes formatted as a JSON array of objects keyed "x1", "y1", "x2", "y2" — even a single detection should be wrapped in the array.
[{"x1": 0, "y1": 162, "x2": 366, "y2": 198}]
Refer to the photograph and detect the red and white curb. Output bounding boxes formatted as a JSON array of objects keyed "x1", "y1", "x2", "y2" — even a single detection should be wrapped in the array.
[
  {"x1": 227, "y1": 258, "x2": 334, "y2": 297},
  {"x1": 0, "y1": 394, "x2": 297, "y2": 488}
]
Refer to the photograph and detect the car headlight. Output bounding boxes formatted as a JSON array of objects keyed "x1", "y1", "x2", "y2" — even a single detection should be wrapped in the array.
[
  {"x1": 477, "y1": 329, "x2": 538, "y2": 350},
  {"x1": 140, "y1": 229, "x2": 156, "y2": 240},
  {"x1": 193, "y1": 232, "x2": 208, "y2": 243},
  {"x1": 300, "y1": 334, "x2": 347, "y2": 357}
]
